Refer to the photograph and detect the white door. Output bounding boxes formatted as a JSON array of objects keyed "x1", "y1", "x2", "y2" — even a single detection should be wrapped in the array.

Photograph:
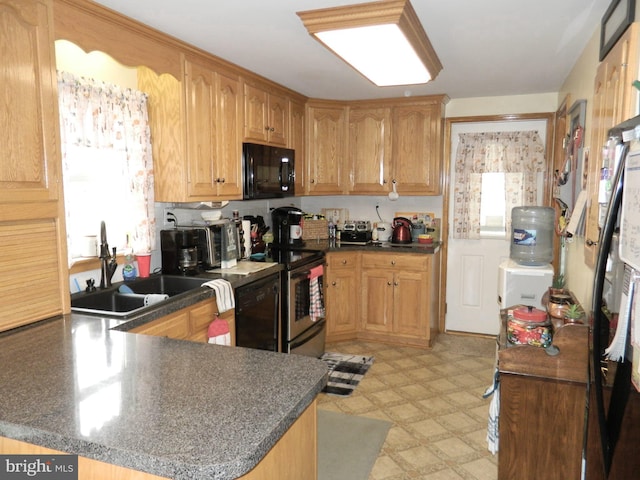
[{"x1": 445, "y1": 120, "x2": 548, "y2": 335}]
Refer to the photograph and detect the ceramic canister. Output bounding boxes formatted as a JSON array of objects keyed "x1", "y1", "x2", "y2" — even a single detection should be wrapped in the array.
[{"x1": 507, "y1": 305, "x2": 552, "y2": 348}]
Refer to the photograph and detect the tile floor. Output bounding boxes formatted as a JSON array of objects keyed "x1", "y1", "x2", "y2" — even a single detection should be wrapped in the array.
[{"x1": 318, "y1": 334, "x2": 499, "y2": 480}]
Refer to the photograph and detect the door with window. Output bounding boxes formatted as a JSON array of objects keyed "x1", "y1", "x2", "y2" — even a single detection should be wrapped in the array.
[{"x1": 446, "y1": 120, "x2": 548, "y2": 335}]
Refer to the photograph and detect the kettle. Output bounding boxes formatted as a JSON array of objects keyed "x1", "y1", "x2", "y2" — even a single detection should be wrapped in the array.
[{"x1": 391, "y1": 217, "x2": 412, "y2": 244}]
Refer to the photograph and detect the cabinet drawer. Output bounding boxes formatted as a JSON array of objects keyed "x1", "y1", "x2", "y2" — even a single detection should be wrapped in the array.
[
  {"x1": 131, "y1": 311, "x2": 190, "y2": 339},
  {"x1": 327, "y1": 252, "x2": 360, "y2": 269},
  {"x1": 361, "y1": 252, "x2": 428, "y2": 271}
]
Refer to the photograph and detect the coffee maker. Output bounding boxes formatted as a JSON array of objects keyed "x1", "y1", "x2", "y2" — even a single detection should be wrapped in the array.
[
  {"x1": 160, "y1": 228, "x2": 200, "y2": 275},
  {"x1": 271, "y1": 206, "x2": 304, "y2": 247}
]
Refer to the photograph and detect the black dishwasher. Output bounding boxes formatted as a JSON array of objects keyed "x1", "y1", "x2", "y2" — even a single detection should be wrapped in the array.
[{"x1": 234, "y1": 273, "x2": 281, "y2": 352}]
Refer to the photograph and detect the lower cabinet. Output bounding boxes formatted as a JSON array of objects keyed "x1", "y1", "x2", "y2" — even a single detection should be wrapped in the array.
[
  {"x1": 325, "y1": 250, "x2": 440, "y2": 347},
  {"x1": 130, "y1": 297, "x2": 236, "y2": 345},
  {"x1": 325, "y1": 252, "x2": 360, "y2": 342}
]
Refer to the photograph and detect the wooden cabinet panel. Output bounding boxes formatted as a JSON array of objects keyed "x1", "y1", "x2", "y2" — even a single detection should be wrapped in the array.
[
  {"x1": 325, "y1": 252, "x2": 360, "y2": 341},
  {"x1": 139, "y1": 57, "x2": 242, "y2": 202},
  {"x1": 0, "y1": 0, "x2": 60, "y2": 203},
  {"x1": 289, "y1": 99, "x2": 305, "y2": 193},
  {"x1": 392, "y1": 102, "x2": 443, "y2": 195},
  {"x1": 185, "y1": 58, "x2": 218, "y2": 197},
  {"x1": 214, "y1": 71, "x2": 243, "y2": 197},
  {"x1": 0, "y1": 0, "x2": 69, "y2": 331},
  {"x1": 499, "y1": 374, "x2": 585, "y2": 480},
  {"x1": 132, "y1": 310, "x2": 190, "y2": 339},
  {"x1": 132, "y1": 297, "x2": 235, "y2": 344},
  {"x1": 348, "y1": 107, "x2": 391, "y2": 194},
  {"x1": 306, "y1": 102, "x2": 347, "y2": 195},
  {"x1": 361, "y1": 268, "x2": 394, "y2": 334},
  {"x1": 359, "y1": 252, "x2": 437, "y2": 347},
  {"x1": 393, "y1": 269, "x2": 428, "y2": 338},
  {"x1": 243, "y1": 83, "x2": 288, "y2": 146},
  {"x1": 585, "y1": 23, "x2": 639, "y2": 266},
  {"x1": 305, "y1": 96, "x2": 446, "y2": 196}
]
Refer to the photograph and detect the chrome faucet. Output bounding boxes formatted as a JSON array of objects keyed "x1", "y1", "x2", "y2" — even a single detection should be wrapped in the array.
[{"x1": 99, "y1": 221, "x2": 118, "y2": 289}]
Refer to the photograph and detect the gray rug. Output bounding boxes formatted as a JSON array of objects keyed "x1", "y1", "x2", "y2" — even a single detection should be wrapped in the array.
[{"x1": 318, "y1": 409, "x2": 391, "y2": 480}]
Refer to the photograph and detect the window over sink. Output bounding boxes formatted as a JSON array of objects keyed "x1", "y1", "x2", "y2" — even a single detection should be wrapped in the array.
[{"x1": 56, "y1": 42, "x2": 156, "y2": 265}]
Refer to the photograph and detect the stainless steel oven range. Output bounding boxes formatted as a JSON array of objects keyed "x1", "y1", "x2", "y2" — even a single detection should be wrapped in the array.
[{"x1": 275, "y1": 249, "x2": 326, "y2": 358}]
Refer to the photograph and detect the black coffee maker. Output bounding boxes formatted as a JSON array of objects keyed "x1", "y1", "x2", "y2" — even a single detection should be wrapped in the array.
[
  {"x1": 160, "y1": 228, "x2": 200, "y2": 275},
  {"x1": 271, "y1": 207, "x2": 304, "y2": 247}
]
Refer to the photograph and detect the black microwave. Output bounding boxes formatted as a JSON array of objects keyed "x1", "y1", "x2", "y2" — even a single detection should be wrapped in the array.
[{"x1": 242, "y1": 143, "x2": 295, "y2": 199}]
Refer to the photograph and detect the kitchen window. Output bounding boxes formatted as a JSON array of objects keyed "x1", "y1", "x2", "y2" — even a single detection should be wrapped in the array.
[
  {"x1": 57, "y1": 71, "x2": 156, "y2": 264},
  {"x1": 453, "y1": 130, "x2": 546, "y2": 239}
]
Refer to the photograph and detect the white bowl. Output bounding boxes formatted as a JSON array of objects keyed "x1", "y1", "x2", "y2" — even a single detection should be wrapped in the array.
[{"x1": 200, "y1": 210, "x2": 222, "y2": 222}]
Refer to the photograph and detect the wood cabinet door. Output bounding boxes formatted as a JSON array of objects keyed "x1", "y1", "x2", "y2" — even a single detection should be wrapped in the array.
[
  {"x1": 215, "y1": 71, "x2": 242, "y2": 198},
  {"x1": 325, "y1": 252, "x2": 360, "y2": 340},
  {"x1": 267, "y1": 91, "x2": 288, "y2": 146},
  {"x1": 585, "y1": 23, "x2": 639, "y2": 266},
  {"x1": 1, "y1": 0, "x2": 60, "y2": 203},
  {"x1": 289, "y1": 99, "x2": 305, "y2": 194},
  {"x1": 306, "y1": 104, "x2": 347, "y2": 195},
  {"x1": 131, "y1": 310, "x2": 191, "y2": 339},
  {"x1": 393, "y1": 269, "x2": 429, "y2": 338},
  {"x1": 348, "y1": 107, "x2": 391, "y2": 194},
  {"x1": 243, "y1": 83, "x2": 268, "y2": 143},
  {"x1": 391, "y1": 103, "x2": 442, "y2": 195},
  {"x1": 361, "y1": 267, "x2": 394, "y2": 334},
  {"x1": 185, "y1": 58, "x2": 218, "y2": 197}
]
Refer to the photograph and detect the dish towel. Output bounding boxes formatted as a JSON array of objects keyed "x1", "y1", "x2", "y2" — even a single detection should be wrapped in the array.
[
  {"x1": 201, "y1": 279, "x2": 235, "y2": 313},
  {"x1": 308, "y1": 265, "x2": 325, "y2": 323},
  {"x1": 208, "y1": 317, "x2": 231, "y2": 346},
  {"x1": 483, "y1": 368, "x2": 500, "y2": 455}
]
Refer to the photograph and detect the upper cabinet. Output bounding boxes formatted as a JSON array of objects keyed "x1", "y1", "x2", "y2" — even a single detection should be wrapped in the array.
[
  {"x1": 391, "y1": 100, "x2": 445, "y2": 195},
  {"x1": 184, "y1": 57, "x2": 242, "y2": 199},
  {"x1": 348, "y1": 107, "x2": 392, "y2": 194},
  {"x1": 139, "y1": 56, "x2": 243, "y2": 202},
  {"x1": 306, "y1": 95, "x2": 447, "y2": 196},
  {"x1": 585, "y1": 23, "x2": 639, "y2": 266},
  {"x1": 0, "y1": 0, "x2": 70, "y2": 331},
  {"x1": 306, "y1": 101, "x2": 348, "y2": 195},
  {"x1": 243, "y1": 83, "x2": 289, "y2": 147},
  {"x1": 1, "y1": 0, "x2": 60, "y2": 203},
  {"x1": 289, "y1": 98, "x2": 306, "y2": 194}
]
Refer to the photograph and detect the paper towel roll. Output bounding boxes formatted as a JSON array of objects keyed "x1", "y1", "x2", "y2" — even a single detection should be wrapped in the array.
[{"x1": 242, "y1": 220, "x2": 252, "y2": 258}]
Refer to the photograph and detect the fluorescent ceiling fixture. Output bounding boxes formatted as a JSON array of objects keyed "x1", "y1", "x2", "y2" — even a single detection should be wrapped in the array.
[{"x1": 297, "y1": 0, "x2": 442, "y2": 87}]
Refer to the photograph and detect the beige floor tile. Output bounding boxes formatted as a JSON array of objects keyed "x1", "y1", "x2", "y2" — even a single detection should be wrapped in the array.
[{"x1": 319, "y1": 334, "x2": 498, "y2": 480}]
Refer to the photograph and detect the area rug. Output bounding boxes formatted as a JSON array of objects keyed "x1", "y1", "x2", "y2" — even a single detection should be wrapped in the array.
[
  {"x1": 320, "y1": 352, "x2": 374, "y2": 396},
  {"x1": 318, "y1": 409, "x2": 391, "y2": 480}
]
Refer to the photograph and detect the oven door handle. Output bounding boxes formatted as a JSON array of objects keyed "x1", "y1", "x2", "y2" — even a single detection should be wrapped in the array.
[{"x1": 289, "y1": 320, "x2": 325, "y2": 351}]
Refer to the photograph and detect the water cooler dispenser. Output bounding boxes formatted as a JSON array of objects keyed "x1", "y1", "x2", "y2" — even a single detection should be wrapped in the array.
[
  {"x1": 499, "y1": 206, "x2": 555, "y2": 309},
  {"x1": 498, "y1": 259, "x2": 553, "y2": 310}
]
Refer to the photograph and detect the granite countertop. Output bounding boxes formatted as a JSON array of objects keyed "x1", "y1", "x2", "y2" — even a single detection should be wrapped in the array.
[
  {"x1": 0, "y1": 285, "x2": 327, "y2": 479},
  {"x1": 299, "y1": 238, "x2": 441, "y2": 254}
]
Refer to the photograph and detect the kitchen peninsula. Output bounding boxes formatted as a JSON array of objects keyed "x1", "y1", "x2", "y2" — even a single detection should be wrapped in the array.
[{"x1": 0, "y1": 311, "x2": 327, "y2": 479}]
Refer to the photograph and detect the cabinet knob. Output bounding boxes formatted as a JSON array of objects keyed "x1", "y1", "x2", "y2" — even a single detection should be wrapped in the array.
[
  {"x1": 331, "y1": 281, "x2": 337, "y2": 286},
  {"x1": 383, "y1": 179, "x2": 388, "y2": 184},
  {"x1": 310, "y1": 179, "x2": 315, "y2": 184},
  {"x1": 265, "y1": 126, "x2": 270, "y2": 131},
  {"x1": 391, "y1": 260, "x2": 396, "y2": 265},
  {"x1": 586, "y1": 239, "x2": 598, "y2": 247},
  {"x1": 387, "y1": 281, "x2": 392, "y2": 286},
  {"x1": 341, "y1": 259, "x2": 347, "y2": 264},
  {"x1": 394, "y1": 281, "x2": 399, "y2": 287},
  {"x1": 270, "y1": 127, "x2": 275, "y2": 132}
]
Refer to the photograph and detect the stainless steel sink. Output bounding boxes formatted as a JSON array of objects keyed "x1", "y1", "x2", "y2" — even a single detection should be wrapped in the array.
[{"x1": 71, "y1": 274, "x2": 207, "y2": 318}]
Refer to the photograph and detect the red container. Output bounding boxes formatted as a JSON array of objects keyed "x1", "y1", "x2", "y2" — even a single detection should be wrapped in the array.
[{"x1": 507, "y1": 305, "x2": 552, "y2": 348}]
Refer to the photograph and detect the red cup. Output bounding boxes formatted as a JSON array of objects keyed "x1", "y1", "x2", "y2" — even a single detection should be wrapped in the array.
[{"x1": 136, "y1": 253, "x2": 151, "y2": 278}]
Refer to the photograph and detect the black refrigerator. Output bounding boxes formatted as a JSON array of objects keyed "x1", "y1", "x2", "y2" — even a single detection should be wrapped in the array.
[{"x1": 590, "y1": 115, "x2": 640, "y2": 478}]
